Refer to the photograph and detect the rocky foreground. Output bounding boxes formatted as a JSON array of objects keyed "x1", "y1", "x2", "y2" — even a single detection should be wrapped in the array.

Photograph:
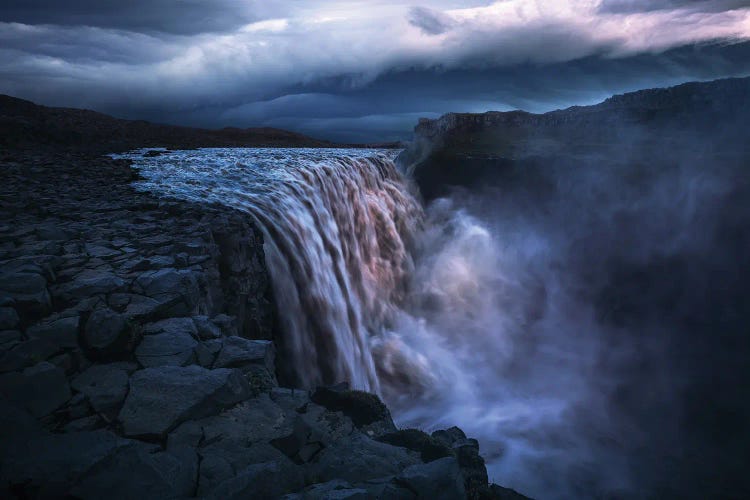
[{"x1": 0, "y1": 148, "x2": 525, "y2": 499}]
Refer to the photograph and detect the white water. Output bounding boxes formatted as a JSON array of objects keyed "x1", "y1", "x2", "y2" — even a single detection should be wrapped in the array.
[{"x1": 113, "y1": 148, "x2": 640, "y2": 498}]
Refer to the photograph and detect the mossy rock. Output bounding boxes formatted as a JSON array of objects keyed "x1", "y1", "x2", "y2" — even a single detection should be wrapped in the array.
[
  {"x1": 310, "y1": 386, "x2": 391, "y2": 427},
  {"x1": 376, "y1": 428, "x2": 453, "y2": 463}
]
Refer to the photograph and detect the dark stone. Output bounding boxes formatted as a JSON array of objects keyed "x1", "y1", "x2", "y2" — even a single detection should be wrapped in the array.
[
  {"x1": 55, "y1": 269, "x2": 126, "y2": 302},
  {"x1": 0, "y1": 307, "x2": 19, "y2": 330},
  {"x1": 0, "y1": 338, "x2": 60, "y2": 372},
  {"x1": 0, "y1": 330, "x2": 20, "y2": 346},
  {"x1": 431, "y1": 426, "x2": 467, "y2": 447},
  {"x1": 134, "y1": 330, "x2": 198, "y2": 367},
  {"x1": 311, "y1": 386, "x2": 394, "y2": 429},
  {"x1": 0, "y1": 430, "x2": 130, "y2": 498},
  {"x1": 71, "y1": 363, "x2": 130, "y2": 415},
  {"x1": 69, "y1": 443, "x2": 198, "y2": 499},
  {"x1": 63, "y1": 415, "x2": 104, "y2": 432},
  {"x1": 480, "y1": 484, "x2": 534, "y2": 500},
  {"x1": 0, "y1": 271, "x2": 51, "y2": 318},
  {"x1": 27, "y1": 315, "x2": 80, "y2": 349},
  {"x1": 377, "y1": 429, "x2": 453, "y2": 463},
  {"x1": 142, "y1": 317, "x2": 198, "y2": 337},
  {"x1": 0, "y1": 361, "x2": 72, "y2": 417},
  {"x1": 118, "y1": 365, "x2": 252, "y2": 439},
  {"x1": 206, "y1": 461, "x2": 304, "y2": 500},
  {"x1": 213, "y1": 336, "x2": 274, "y2": 373},
  {"x1": 83, "y1": 308, "x2": 139, "y2": 360},
  {"x1": 311, "y1": 433, "x2": 419, "y2": 485},
  {"x1": 192, "y1": 315, "x2": 222, "y2": 339},
  {"x1": 395, "y1": 457, "x2": 466, "y2": 500},
  {"x1": 270, "y1": 416, "x2": 323, "y2": 465}
]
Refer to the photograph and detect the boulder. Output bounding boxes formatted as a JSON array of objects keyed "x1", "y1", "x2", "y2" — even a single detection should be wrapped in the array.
[
  {"x1": 0, "y1": 430, "x2": 130, "y2": 498},
  {"x1": 0, "y1": 402, "x2": 42, "y2": 440},
  {"x1": 206, "y1": 461, "x2": 304, "y2": 500},
  {"x1": 311, "y1": 385, "x2": 395, "y2": 434},
  {"x1": 121, "y1": 294, "x2": 166, "y2": 320},
  {"x1": 55, "y1": 269, "x2": 125, "y2": 301},
  {"x1": 27, "y1": 315, "x2": 80, "y2": 349},
  {"x1": 168, "y1": 394, "x2": 290, "y2": 450},
  {"x1": 485, "y1": 484, "x2": 533, "y2": 499},
  {"x1": 71, "y1": 363, "x2": 130, "y2": 415},
  {"x1": 143, "y1": 316, "x2": 198, "y2": 337},
  {"x1": 377, "y1": 429, "x2": 453, "y2": 463},
  {"x1": 395, "y1": 457, "x2": 466, "y2": 500},
  {"x1": 83, "y1": 308, "x2": 138, "y2": 360},
  {"x1": 0, "y1": 361, "x2": 71, "y2": 417},
  {"x1": 85, "y1": 243, "x2": 121, "y2": 258},
  {"x1": 0, "y1": 329, "x2": 20, "y2": 346},
  {"x1": 432, "y1": 426, "x2": 489, "y2": 496},
  {"x1": 192, "y1": 315, "x2": 222, "y2": 339},
  {"x1": 69, "y1": 443, "x2": 198, "y2": 500},
  {"x1": 214, "y1": 336, "x2": 274, "y2": 373},
  {"x1": 0, "y1": 271, "x2": 51, "y2": 317},
  {"x1": 134, "y1": 330, "x2": 198, "y2": 367},
  {"x1": 133, "y1": 268, "x2": 203, "y2": 316},
  {"x1": 431, "y1": 426, "x2": 467, "y2": 447},
  {"x1": 311, "y1": 433, "x2": 419, "y2": 485},
  {"x1": 0, "y1": 307, "x2": 19, "y2": 330},
  {"x1": 0, "y1": 337, "x2": 61, "y2": 372},
  {"x1": 271, "y1": 416, "x2": 325, "y2": 465},
  {"x1": 118, "y1": 365, "x2": 252, "y2": 439},
  {"x1": 64, "y1": 415, "x2": 104, "y2": 433},
  {"x1": 286, "y1": 480, "x2": 370, "y2": 500}
]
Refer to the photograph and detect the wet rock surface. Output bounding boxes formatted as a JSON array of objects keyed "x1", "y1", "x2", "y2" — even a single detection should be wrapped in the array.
[{"x1": 0, "y1": 149, "x2": 507, "y2": 499}]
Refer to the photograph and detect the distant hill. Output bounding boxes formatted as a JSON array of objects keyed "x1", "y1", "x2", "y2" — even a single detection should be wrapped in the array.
[
  {"x1": 399, "y1": 76, "x2": 750, "y2": 198},
  {"x1": 0, "y1": 94, "x2": 337, "y2": 152}
]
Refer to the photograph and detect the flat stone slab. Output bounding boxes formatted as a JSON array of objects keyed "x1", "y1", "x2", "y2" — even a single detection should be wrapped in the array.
[
  {"x1": 214, "y1": 336, "x2": 274, "y2": 373},
  {"x1": 71, "y1": 363, "x2": 130, "y2": 415},
  {"x1": 27, "y1": 315, "x2": 80, "y2": 349},
  {"x1": 0, "y1": 361, "x2": 72, "y2": 417},
  {"x1": 118, "y1": 365, "x2": 252, "y2": 439},
  {"x1": 135, "y1": 330, "x2": 198, "y2": 367}
]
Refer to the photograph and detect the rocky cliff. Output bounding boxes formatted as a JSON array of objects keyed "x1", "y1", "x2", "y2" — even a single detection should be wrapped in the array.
[
  {"x1": 0, "y1": 119, "x2": 520, "y2": 496},
  {"x1": 400, "y1": 76, "x2": 750, "y2": 199}
]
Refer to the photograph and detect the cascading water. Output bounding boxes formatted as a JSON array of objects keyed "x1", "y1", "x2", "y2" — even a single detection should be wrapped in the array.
[{"x1": 120, "y1": 148, "x2": 426, "y2": 394}]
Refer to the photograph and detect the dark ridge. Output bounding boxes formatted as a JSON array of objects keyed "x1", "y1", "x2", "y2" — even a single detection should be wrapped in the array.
[
  {"x1": 0, "y1": 93, "x2": 337, "y2": 153},
  {"x1": 399, "y1": 76, "x2": 750, "y2": 199}
]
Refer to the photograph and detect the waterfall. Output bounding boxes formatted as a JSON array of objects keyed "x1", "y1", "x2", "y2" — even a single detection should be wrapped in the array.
[
  {"x1": 248, "y1": 155, "x2": 424, "y2": 391},
  {"x1": 119, "y1": 145, "x2": 750, "y2": 499},
  {"x1": 125, "y1": 148, "x2": 425, "y2": 393}
]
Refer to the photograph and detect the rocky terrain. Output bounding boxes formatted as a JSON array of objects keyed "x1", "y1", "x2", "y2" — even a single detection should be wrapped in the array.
[
  {"x1": 0, "y1": 138, "x2": 520, "y2": 497},
  {"x1": 399, "y1": 76, "x2": 750, "y2": 199}
]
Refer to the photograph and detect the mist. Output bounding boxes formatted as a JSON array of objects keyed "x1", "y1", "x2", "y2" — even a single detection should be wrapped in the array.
[{"x1": 384, "y1": 127, "x2": 750, "y2": 498}]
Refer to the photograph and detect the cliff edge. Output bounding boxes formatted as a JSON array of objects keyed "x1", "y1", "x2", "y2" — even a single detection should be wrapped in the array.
[{"x1": 399, "y1": 76, "x2": 750, "y2": 199}]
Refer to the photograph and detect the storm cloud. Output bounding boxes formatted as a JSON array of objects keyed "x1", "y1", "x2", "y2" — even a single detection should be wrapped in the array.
[{"x1": 1, "y1": 0, "x2": 749, "y2": 141}]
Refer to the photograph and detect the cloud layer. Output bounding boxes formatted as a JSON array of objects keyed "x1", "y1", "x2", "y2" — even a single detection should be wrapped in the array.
[{"x1": 1, "y1": 1, "x2": 749, "y2": 141}]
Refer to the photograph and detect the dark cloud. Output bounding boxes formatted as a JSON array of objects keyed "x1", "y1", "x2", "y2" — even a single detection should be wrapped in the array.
[
  {"x1": 408, "y1": 6, "x2": 455, "y2": 35},
  {"x1": 0, "y1": 1, "x2": 749, "y2": 142},
  {"x1": 599, "y1": 0, "x2": 750, "y2": 14},
  {"x1": 0, "y1": 0, "x2": 267, "y2": 34}
]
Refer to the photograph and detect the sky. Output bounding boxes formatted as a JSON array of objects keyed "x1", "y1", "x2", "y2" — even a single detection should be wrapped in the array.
[{"x1": 1, "y1": 0, "x2": 750, "y2": 142}]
